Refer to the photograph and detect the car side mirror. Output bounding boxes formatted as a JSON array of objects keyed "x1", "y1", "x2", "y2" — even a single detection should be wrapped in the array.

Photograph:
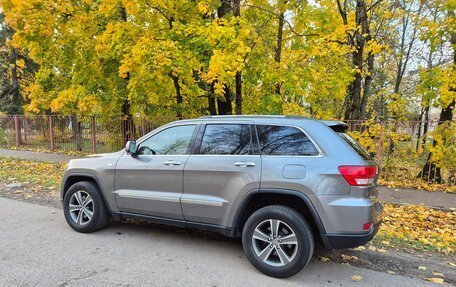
[{"x1": 125, "y1": 140, "x2": 138, "y2": 156}]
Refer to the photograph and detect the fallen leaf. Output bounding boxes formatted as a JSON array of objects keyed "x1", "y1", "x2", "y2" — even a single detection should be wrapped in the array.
[
  {"x1": 341, "y1": 254, "x2": 358, "y2": 261},
  {"x1": 432, "y1": 272, "x2": 444, "y2": 277},
  {"x1": 368, "y1": 246, "x2": 377, "y2": 252},
  {"x1": 424, "y1": 277, "x2": 446, "y2": 284},
  {"x1": 387, "y1": 270, "x2": 396, "y2": 275},
  {"x1": 353, "y1": 246, "x2": 366, "y2": 251},
  {"x1": 319, "y1": 256, "x2": 330, "y2": 262},
  {"x1": 418, "y1": 266, "x2": 427, "y2": 270},
  {"x1": 448, "y1": 262, "x2": 456, "y2": 267},
  {"x1": 351, "y1": 275, "x2": 363, "y2": 282}
]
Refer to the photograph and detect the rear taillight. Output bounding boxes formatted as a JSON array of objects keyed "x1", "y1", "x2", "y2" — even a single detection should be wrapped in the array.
[
  {"x1": 338, "y1": 165, "x2": 377, "y2": 186},
  {"x1": 363, "y1": 222, "x2": 374, "y2": 231}
]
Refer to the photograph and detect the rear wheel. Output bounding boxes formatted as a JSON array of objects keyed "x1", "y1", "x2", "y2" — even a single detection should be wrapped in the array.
[
  {"x1": 63, "y1": 181, "x2": 110, "y2": 233},
  {"x1": 242, "y1": 205, "x2": 314, "y2": 278}
]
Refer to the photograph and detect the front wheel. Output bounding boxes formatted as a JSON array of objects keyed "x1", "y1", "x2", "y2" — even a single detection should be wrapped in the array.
[
  {"x1": 63, "y1": 181, "x2": 110, "y2": 233},
  {"x1": 242, "y1": 205, "x2": 314, "y2": 278}
]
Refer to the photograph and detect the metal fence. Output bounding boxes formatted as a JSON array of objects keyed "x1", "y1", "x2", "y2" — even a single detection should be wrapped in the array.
[
  {"x1": 0, "y1": 115, "x2": 454, "y2": 188},
  {"x1": 345, "y1": 119, "x2": 455, "y2": 187},
  {"x1": 0, "y1": 115, "x2": 178, "y2": 154}
]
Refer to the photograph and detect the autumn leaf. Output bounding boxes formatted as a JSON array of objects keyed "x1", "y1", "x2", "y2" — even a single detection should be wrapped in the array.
[
  {"x1": 424, "y1": 277, "x2": 446, "y2": 284},
  {"x1": 377, "y1": 204, "x2": 456, "y2": 254},
  {"x1": 0, "y1": 157, "x2": 64, "y2": 189},
  {"x1": 341, "y1": 254, "x2": 358, "y2": 261},
  {"x1": 351, "y1": 275, "x2": 363, "y2": 282},
  {"x1": 319, "y1": 256, "x2": 331, "y2": 262}
]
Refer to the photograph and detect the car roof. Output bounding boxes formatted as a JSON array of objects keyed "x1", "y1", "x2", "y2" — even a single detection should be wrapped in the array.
[{"x1": 195, "y1": 115, "x2": 348, "y2": 130}]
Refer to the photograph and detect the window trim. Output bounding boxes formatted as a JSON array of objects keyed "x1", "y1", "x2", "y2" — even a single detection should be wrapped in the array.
[
  {"x1": 134, "y1": 124, "x2": 199, "y2": 156},
  {"x1": 254, "y1": 124, "x2": 323, "y2": 158},
  {"x1": 193, "y1": 123, "x2": 256, "y2": 156}
]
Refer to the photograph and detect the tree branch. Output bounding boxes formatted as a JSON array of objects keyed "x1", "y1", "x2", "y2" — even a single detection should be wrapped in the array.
[{"x1": 366, "y1": 0, "x2": 383, "y2": 12}]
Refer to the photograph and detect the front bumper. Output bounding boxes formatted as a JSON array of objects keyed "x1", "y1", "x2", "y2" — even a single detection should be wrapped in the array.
[{"x1": 321, "y1": 220, "x2": 382, "y2": 249}]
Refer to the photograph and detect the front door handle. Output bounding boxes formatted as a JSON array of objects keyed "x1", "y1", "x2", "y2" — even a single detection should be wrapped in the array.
[
  {"x1": 234, "y1": 161, "x2": 256, "y2": 167},
  {"x1": 164, "y1": 160, "x2": 181, "y2": 166}
]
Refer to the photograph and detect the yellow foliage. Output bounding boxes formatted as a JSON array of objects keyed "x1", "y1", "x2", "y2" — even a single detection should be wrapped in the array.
[
  {"x1": 16, "y1": 58, "x2": 25, "y2": 68},
  {"x1": 378, "y1": 203, "x2": 456, "y2": 254},
  {"x1": 0, "y1": 157, "x2": 65, "y2": 189}
]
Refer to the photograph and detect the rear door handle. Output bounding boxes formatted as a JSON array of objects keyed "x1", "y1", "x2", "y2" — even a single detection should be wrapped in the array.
[
  {"x1": 164, "y1": 160, "x2": 181, "y2": 166},
  {"x1": 234, "y1": 161, "x2": 256, "y2": 167}
]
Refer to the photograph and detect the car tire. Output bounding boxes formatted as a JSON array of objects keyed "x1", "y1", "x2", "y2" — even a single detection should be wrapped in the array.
[
  {"x1": 63, "y1": 181, "x2": 110, "y2": 233},
  {"x1": 242, "y1": 205, "x2": 314, "y2": 278}
]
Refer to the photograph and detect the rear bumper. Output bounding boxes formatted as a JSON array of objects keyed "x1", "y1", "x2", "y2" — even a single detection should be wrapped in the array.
[{"x1": 321, "y1": 221, "x2": 381, "y2": 249}]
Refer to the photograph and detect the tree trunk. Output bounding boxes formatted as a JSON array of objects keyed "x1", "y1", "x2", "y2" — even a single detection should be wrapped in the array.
[
  {"x1": 235, "y1": 72, "x2": 242, "y2": 114},
  {"x1": 70, "y1": 114, "x2": 82, "y2": 151},
  {"x1": 391, "y1": 2, "x2": 422, "y2": 119},
  {"x1": 360, "y1": 51, "x2": 374, "y2": 119},
  {"x1": 416, "y1": 37, "x2": 435, "y2": 151},
  {"x1": 119, "y1": 5, "x2": 135, "y2": 143},
  {"x1": 217, "y1": 0, "x2": 231, "y2": 17},
  {"x1": 170, "y1": 72, "x2": 183, "y2": 118},
  {"x1": 216, "y1": 0, "x2": 233, "y2": 115},
  {"x1": 233, "y1": 0, "x2": 242, "y2": 115},
  {"x1": 342, "y1": 0, "x2": 372, "y2": 121},
  {"x1": 9, "y1": 46, "x2": 22, "y2": 114},
  {"x1": 121, "y1": 98, "x2": 135, "y2": 143},
  {"x1": 421, "y1": 105, "x2": 430, "y2": 147},
  {"x1": 217, "y1": 85, "x2": 233, "y2": 115},
  {"x1": 208, "y1": 86, "x2": 217, "y2": 115},
  {"x1": 419, "y1": 10, "x2": 455, "y2": 183},
  {"x1": 418, "y1": 99, "x2": 455, "y2": 183},
  {"x1": 415, "y1": 105, "x2": 430, "y2": 151},
  {"x1": 274, "y1": 9, "x2": 285, "y2": 95}
]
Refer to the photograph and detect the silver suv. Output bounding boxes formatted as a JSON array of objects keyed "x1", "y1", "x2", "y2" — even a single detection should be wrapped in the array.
[{"x1": 61, "y1": 116, "x2": 383, "y2": 278}]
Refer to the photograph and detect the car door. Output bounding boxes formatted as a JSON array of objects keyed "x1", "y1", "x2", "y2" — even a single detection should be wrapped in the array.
[
  {"x1": 256, "y1": 124, "x2": 322, "y2": 195},
  {"x1": 182, "y1": 122, "x2": 261, "y2": 226},
  {"x1": 114, "y1": 124, "x2": 198, "y2": 219}
]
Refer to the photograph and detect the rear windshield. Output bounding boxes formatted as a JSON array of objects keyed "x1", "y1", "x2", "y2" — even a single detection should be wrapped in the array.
[{"x1": 337, "y1": 132, "x2": 372, "y2": 160}]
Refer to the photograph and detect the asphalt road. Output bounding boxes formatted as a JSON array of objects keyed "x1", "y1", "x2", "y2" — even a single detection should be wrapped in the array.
[{"x1": 0, "y1": 198, "x2": 436, "y2": 287}]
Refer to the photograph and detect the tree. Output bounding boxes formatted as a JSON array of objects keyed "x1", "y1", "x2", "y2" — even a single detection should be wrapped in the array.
[
  {"x1": 335, "y1": 0, "x2": 385, "y2": 121},
  {"x1": 0, "y1": 12, "x2": 36, "y2": 114},
  {"x1": 233, "y1": 0, "x2": 242, "y2": 114},
  {"x1": 417, "y1": 0, "x2": 455, "y2": 183}
]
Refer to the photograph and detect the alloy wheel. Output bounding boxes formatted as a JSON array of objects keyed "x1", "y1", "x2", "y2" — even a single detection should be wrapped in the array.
[
  {"x1": 252, "y1": 219, "x2": 299, "y2": 267},
  {"x1": 68, "y1": 190, "x2": 94, "y2": 226}
]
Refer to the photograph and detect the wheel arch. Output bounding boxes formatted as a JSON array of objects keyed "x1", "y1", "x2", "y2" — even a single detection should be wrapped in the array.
[
  {"x1": 233, "y1": 189, "x2": 327, "y2": 246},
  {"x1": 61, "y1": 173, "x2": 113, "y2": 214}
]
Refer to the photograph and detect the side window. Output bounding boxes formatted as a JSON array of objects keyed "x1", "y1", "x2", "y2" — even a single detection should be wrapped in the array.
[
  {"x1": 256, "y1": 125, "x2": 319, "y2": 156},
  {"x1": 198, "y1": 124, "x2": 251, "y2": 155},
  {"x1": 138, "y1": 125, "x2": 196, "y2": 155}
]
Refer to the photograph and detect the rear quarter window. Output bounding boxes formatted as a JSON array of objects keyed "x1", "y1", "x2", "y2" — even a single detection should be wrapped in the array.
[
  {"x1": 337, "y1": 132, "x2": 372, "y2": 160},
  {"x1": 256, "y1": 125, "x2": 319, "y2": 156}
]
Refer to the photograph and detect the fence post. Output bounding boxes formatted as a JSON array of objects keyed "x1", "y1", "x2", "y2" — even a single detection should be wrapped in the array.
[
  {"x1": 49, "y1": 115, "x2": 55, "y2": 151},
  {"x1": 24, "y1": 118, "x2": 27, "y2": 142},
  {"x1": 91, "y1": 116, "x2": 96, "y2": 154},
  {"x1": 14, "y1": 115, "x2": 21, "y2": 147},
  {"x1": 141, "y1": 118, "x2": 146, "y2": 137},
  {"x1": 377, "y1": 120, "x2": 384, "y2": 167}
]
